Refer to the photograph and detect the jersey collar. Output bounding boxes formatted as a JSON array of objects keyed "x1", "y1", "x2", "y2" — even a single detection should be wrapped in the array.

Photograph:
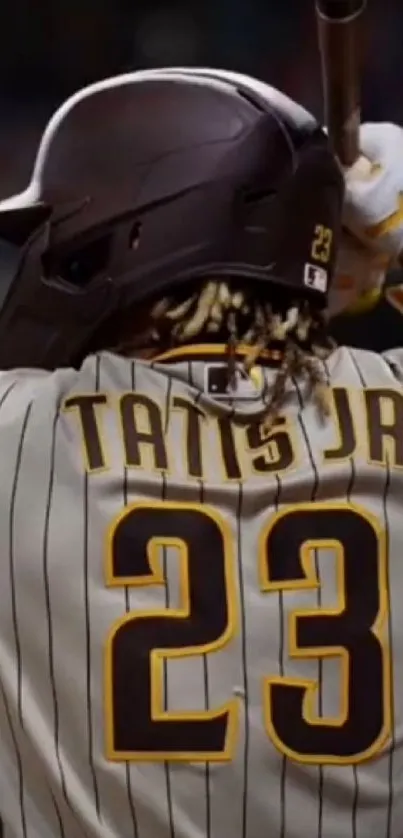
[{"x1": 153, "y1": 343, "x2": 283, "y2": 367}]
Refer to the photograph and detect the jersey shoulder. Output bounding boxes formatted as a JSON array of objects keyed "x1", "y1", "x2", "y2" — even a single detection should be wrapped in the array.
[
  {"x1": 0, "y1": 366, "x2": 76, "y2": 420},
  {"x1": 0, "y1": 350, "x2": 170, "y2": 428},
  {"x1": 0, "y1": 368, "x2": 51, "y2": 423},
  {"x1": 331, "y1": 345, "x2": 403, "y2": 387},
  {"x1": 380, "y1": 347, "x2": 403, "y2": 383}
]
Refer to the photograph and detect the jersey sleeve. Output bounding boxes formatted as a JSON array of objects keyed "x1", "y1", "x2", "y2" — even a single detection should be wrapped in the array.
[
  {"x1": 381, "y1": 348, "x2": 403, "y2": 383},
  {"x1": 0, "y1": 368, "x2": 51, "y2": 402}
]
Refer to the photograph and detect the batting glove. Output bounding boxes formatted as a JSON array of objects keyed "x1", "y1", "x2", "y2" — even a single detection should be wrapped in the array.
[
  {"x1": 328, "y1": 122, "x2": 403, "y2": 317},
  {"x1": 343, "y1": 122, "x2": 403, "y2": 264},
  {"x1": 329, "y1": 230, "x2": 388, "y2": 317}
]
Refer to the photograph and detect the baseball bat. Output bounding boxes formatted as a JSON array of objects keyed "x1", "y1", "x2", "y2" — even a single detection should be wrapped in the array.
[{"x1": 316, "y1": 0, "x2": 367, "y2": 166}]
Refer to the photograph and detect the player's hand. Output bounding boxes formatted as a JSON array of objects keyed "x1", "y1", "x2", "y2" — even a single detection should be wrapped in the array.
[
  {"x1": 329, "y1": 229, "x2": 387, "y2": 317},
  {"x1": 343, "y1": 123, "x2": 403, "y2": 264},
  {"x1": 329, "y1": 122, "x2": 403, "y2": 318}
]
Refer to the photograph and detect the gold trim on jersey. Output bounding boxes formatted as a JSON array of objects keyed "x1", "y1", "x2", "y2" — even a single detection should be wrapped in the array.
[
  {"x1": 118, "y1": 391, "x2": 170, "y2": 474},
  {"x1": 170, "y1": 395, "x2": 207, "y2": 481},
  {"x1": 213, "y1": 416, "x2": 244, "y2": 483},
  {"x1": 363, "y1": 387, "x2": 403, "y2": 469},
  {"x1": 246, "y1": 415, "x2": 299, "y2": 477},
  {"x1": 104, "y1": 500, "x2": 391, "y2": 765},
  {"x1": 62, "y1": 392, "x2": 110, "y2": 473},
  {"x1": 259, "y1": 502, "x2": 391, "y2": 765},
  {"x1": 153, "y1": 343, "x2": 284, "y2": 366},
  {"x1": 323, "y1": 388, "x2": 358, "y2": 463},
  {"x1": 105, "y1": 501, "x2": 239, "y2": 762}
]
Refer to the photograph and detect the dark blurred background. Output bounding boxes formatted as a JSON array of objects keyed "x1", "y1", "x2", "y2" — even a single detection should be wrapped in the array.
[{"x1": 0, "y1": 0, "x2": 403, "y2": 348}]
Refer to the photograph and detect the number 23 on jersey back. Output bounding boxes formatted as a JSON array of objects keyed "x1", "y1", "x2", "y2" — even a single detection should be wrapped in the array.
[{"x1": 104, "y1": 500, "x2": 391, "y2": 766}]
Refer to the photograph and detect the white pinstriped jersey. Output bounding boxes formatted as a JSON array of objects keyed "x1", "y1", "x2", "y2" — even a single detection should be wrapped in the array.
[{"x1": 0, "y1": 343, "x2": 403, "y2": 838}]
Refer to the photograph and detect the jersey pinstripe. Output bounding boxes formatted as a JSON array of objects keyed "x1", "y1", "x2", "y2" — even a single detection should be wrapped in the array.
[{"x1": 0, "y1": 344, "x2": 402, "y2": 838}]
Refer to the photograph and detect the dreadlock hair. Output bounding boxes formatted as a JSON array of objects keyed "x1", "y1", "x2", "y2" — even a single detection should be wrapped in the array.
[{"x1": 109, "y1": 278, "x2": 336, "y2": 430}]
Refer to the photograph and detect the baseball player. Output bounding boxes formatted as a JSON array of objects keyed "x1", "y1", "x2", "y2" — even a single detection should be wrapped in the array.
[{"x1": 0, "y1": 69, "x2": 402, "y2": 838}]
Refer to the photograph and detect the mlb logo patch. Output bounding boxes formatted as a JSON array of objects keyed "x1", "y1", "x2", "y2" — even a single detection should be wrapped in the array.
[
  {"x1": 304, "y1": 263, "x2": 328, "y2": 293},
  {"x1": 204, "y1": 363, "x2": 264, "y2": 401}
]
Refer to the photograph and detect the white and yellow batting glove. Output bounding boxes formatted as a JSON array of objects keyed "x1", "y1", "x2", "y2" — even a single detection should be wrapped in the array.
[
  {"x1": 329, "y1": 122, "x2": 403, "y2": 318},
  {"x1": 329, "y1": 230, "x2": 388, "y2": 318},
  {"x1": 344, "y1": 123, "x2": 403, "y2": 262}
]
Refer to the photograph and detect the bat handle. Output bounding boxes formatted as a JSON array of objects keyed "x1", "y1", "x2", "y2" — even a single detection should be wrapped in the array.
[
  {"x1": 328, "y1": 103, "x2": 360, "y2": 167},
  {"x1": 317, "y1": 7, "x2": 362, "y2": 167}
]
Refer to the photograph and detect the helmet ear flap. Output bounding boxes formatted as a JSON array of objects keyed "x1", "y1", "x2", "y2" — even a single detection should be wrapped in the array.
[{"x1": 0, "y1": 204, "x2": 51, "y2": 246}]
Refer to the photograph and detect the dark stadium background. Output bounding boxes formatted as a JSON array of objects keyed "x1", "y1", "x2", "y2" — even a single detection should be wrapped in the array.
[{"x1": 0, "y1": 0, "x2": 402, "y2": 351}]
